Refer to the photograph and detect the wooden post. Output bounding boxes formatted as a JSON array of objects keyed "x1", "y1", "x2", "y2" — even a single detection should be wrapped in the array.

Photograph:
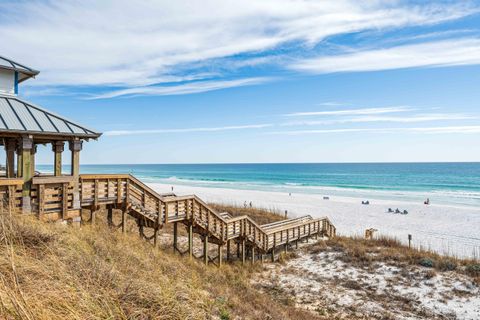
[
  {"x1": 69, "y1": 140, "x2": 82, "y2": 209},
  {"x1": 218, "y1": 244, "x2": 223, "y2": 267},
  {"x1": 272, "y1": 233, "x2": 276, "y2": 262},
  {"x1": 107, "y1": 206, "x2": 113, "y2": 227},
  {"x1": 90, "y1": 206, "x2": 96, "y2": 224},
  {"x1": 203, "y1": 235, "x2": 209, "y2": 265},
  {"x1": 38, "y1": 184, "x2": 45, "y2": 220},
  {"x1": 121, "y1": 206, "x2": 126, "y2": 233},
  {"x1": 173, "y1": 222, "x2": 178, "y2": 253},
  {"x1": 19, "y1": 136, "x2": 33, "y2": 214},
  {"x1": 241, "y1": 239, "x2": 246, "y2": 265},
  {"x1": 188, "y1": 224, "x2": 193, "y2": 258},
  {"x1": 153, "y1": 226, "x2": 159, "y2": 247},
  {"x1": 251, "y1": 246, "x2": 255, "y2": 264},
  {"x1": 237, "y1": 240, "x2": 240, "y2": 258},
  {"x1": 5, "y1": 139, "x2": 16, "y2": 178},
  {"x1": 226, "y1": 240, "x2": 231, "y2": 261},
  {"x1": 61, "y1": 182, "x2": 68, "y2": 220},
  {"x1": 52, "y1": 141, "x2": 64, "y2": 176},
  {"x1": 30, "y1": 145, "x2": 37, "y2": 176},
  {"x1": 16, "y1": 147, "x2": 22, "y2": 178}
]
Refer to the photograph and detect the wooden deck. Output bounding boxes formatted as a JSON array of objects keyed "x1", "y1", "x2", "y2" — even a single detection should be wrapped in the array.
[{"x1": 0, "y1": 174, "x2": 336, "y2": 265}]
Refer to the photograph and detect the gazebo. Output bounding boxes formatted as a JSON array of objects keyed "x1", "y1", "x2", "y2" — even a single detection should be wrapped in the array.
[{"x1": 0, "y1": 55, "x2": 101, "y2": 219}]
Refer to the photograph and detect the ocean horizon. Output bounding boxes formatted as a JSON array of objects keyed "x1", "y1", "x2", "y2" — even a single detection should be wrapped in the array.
[{"x1": 37, "y1": 162, "x2": 480, "y2": 208}]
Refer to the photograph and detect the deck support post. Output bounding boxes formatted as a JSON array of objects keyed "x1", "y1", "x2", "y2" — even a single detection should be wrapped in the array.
[
  {"x1": 138, "y1": 220, "x2": 144, "y2": 238},
  {"x1": 218, "y1": 244, "x2": 223, "y2": 267},
  {"x1": 5, "y1": 139, "x2": 16, "y2": 178},
  {"x1": 53, "y1": 141, "x2": 64, "y2": 176},
  {"x1": 107, "y1": 206, "x2": 113, "y2": 227},
  {"x1": 69, "y1": 140, "x2": 82, "y2": 209},
  {"x1": 226, "y1": 240, "x2": 231, "y2": 261},
  {"x1": 153, "y1": 226, "x2": 159, "y2": 247},
  {"x1": 19, "y1": 136, "x2": 33, "y2": 214},
  {"x1": 173, "y1": 222, "x2": 178, "y2": 253},
  {"x1": 90, "y1": 206, "x2": 96, "y2": 224},
  {"x1": 121, "y1": 206, "x2": 126, "y2": 233},
  {"x1": 241, "y1": 239, "x2": 246, "y2": 265},
  {"x1": 295, "y1": 240, "x2": 298, "y2": 249},
  {"x1": 188, "y1": 224, "x2": 193, "y2": 258},
  {"x1": 237, "y1": 241, "x2": 240, "y2": 258},
  {"x1": 271, "y1": 247, "x2": 275, "y2": 262},
  {"x1": 203, "y1": 234, "x2": 209, "y2": 265},
  {"x1": 251, "y1": 247, "x2": 255, "y2": 264}
]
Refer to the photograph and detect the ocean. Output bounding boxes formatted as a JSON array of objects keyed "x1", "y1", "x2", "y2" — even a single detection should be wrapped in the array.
[{"x1": 37, "y1": 162, "x2": 480, "y2": 207}]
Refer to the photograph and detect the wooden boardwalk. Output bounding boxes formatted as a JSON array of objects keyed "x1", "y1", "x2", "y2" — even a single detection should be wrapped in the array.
[{"x1": 0, "y1": 174, "x2": 336, "y2": 265}]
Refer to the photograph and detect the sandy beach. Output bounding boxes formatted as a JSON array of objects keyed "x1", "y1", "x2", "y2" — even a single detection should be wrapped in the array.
[{"x1": 149, "y1": 182, "x2": 480, "y2": 259}]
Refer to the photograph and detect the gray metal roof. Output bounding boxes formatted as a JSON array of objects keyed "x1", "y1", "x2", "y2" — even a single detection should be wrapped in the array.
[
  {"x1": 0, "y1": 55, "x2": 39, "y2": 83},
  {"x1": 0, "y1": 95, "x2": 101, "y2": 139}
]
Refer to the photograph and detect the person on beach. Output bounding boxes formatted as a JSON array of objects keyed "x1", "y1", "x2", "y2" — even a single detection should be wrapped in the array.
[
  {"x1": 249, "y1": 201, "x2": 252, "y2": 208},
  {"x1": 424, "y1": 198, "x2": 430, "y2": 205},
  {"x1": 244, "y1": 201, "x2": 247, "y2": 208}
]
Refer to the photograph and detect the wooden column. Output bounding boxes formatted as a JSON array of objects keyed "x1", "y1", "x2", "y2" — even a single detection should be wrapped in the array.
[
  {"x1": 218, "y1": 244, "x2": 223, "y2": 267},
  {"x1": 53, "y1": 141, "x2": 64, "y2": 176},
  {"x1": 19, "y1": 136, "x2": 33, "y2": 213},
  {"x1": 203, "y1": 235, "x2": 209, "y2": 265},
  {"x1": 5, "y1": 139, "x2": 16, "y2": 178},
  {"x1": 173, "y1": 222, "x2": 178, "y2": 253},
  {"x1": 188, "y1": 224, "x2": 193, "y2": 258},
  {"x1": 30, "y1": 145, "x2": 37, "y2": 175},
  {"x1": 241, "y1": 239, "x2": 246, "y2": 265},
  {"x1": 121, "y1": 206, "x2": 126, "y2": 233},
  {"x1": 251, "y1": 247, "x2": 255, "y2": 264},
  {"x1": 107, "y1": 206, "x2": 113, "y2": 227},
  {"x1": 226, "y1": 240, "x2": 231, "y2": 261},
  {"x1": 69, "y1": 140, "x2": 82, "y2": 209},
  {"x1": 16, "y1": 146, "x2": 22, "y2": 178}
]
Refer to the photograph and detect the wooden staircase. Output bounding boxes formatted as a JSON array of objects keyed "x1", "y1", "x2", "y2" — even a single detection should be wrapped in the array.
[{"x1": 0, "y1": 174, "x2": 336, "y2": 266}]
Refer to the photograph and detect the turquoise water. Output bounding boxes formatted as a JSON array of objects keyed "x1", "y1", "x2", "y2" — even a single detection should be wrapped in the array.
[{"x1": 37, "y1": 163, "x2": 480, "y2": 207}]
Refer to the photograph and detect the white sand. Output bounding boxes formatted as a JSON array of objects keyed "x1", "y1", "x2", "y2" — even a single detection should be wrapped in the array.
[{"x1": 149, "y1": 182, "x2": 480, "y2": 259}]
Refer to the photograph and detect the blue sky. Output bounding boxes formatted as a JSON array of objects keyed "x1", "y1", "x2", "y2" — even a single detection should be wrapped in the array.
[{"x1": 1, "y1": 0, "x2": 480, "y2": 164}]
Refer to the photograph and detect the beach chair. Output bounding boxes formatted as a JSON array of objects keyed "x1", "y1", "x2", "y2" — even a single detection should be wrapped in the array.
[
  {"x1": 394, "y1": 208, "x2": 400, "y2": 214},
  {"x1": 387, "y1": 208, "x2": 393, "y2": 213},
  {"x1": 402, "y1": 210, "x2": 408, "y2": 215}
]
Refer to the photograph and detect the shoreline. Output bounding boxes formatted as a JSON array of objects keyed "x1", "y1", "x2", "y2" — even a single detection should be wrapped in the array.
[{"x1": 149, "y1": 182, "x2": 480, "y2": 259}]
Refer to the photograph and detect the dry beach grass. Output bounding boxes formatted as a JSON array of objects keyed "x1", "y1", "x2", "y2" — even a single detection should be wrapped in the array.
[{"x1": 0, "y1": 203, "x2": 478, "y2": 319}]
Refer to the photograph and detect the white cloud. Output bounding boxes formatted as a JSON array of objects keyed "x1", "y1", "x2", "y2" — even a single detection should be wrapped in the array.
[
  {"x1": 283, "y1": 106, "x2": 411, "y2": 117},
  {"x1": 90, "y1": 77, "x2": 272, "y2": 99},
  {"x1": 281, "y1": 113, "x2": 474, "y2": 126},
  {"x1": 0, "y1": 0, "x2": 475, "y2": 91},
  {"x1": 105, "y1": 123, "x2": 272, "y2": 136},
  {"x1": 269, "y1": 125, "x2": 480, "y2": 135},
  {"x1": 291, "y1": 38, "x2": 480, "y2": 73}
]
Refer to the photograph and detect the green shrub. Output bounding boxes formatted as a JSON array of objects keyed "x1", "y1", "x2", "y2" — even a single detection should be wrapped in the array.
[
  {"x1": 419, "y1": 258, "x2": 435, "y2": 268},
  {"x1": 438, "y1": 260, "x2": 457, "y2": 271},
  {"x1": 466, "y1": 264, "x2": 480, "y2": 276}
]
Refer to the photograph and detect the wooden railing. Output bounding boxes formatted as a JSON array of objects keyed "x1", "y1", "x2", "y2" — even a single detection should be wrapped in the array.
[
  {"x1": 78, "y1": 174, "x2": 336, "y2": 252},
  {"x1": 0, "y1": 174, "x2": 336, "y2": 254},
  {"x1": 0, "y1": 178, "x2": 23, "y2": 213}
]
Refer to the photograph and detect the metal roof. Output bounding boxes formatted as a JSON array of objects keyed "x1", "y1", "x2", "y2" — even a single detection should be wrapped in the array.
[
  {"x1": 0, "y1": 55, "x2": 40, "y2": 83},
  {"x1": 0, "y1": 95, "x2": 101, "y2": 139}
]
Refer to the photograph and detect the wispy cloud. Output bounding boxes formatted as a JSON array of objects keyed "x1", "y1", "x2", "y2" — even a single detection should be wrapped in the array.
[
  {"x1": 90, "y1": 77, "x2": 272, "y2": 99},
  {"x1": 0, "y1": 1, "x2": 476, "y2": 96},
  {"x1": 105, "y1": 124, "x2": 272, "y2": 136},
  {"x1": 269, "y1": 125, "x2": 480, "y2": 135},
  {"x1": 281, "y1": 113, "x2": 473, "y2": 126},
  {"x1": 283, "y1": 106, "x2": 411, "y2": 117},
  {"x1": 291, "y1": 38, "x2": 480, "y2": 73}
]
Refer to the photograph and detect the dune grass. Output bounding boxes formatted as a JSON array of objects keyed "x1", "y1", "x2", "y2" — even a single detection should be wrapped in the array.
[
  {"x1": 0, "y1": 206, "x2": 322, "y2": 320},
  {"x1": 311, "y1": 235, "x2": 480, "y2": 283},
  {"x1": 209, "y1": 203, "x2": 285, "y2": 225}
]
